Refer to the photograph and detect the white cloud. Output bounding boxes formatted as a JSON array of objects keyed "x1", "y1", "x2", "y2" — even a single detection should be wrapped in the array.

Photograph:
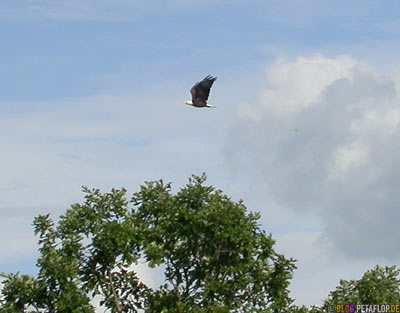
[
  {"x1": 327, "y1": 141, "x2": 369, "y2": 181},
  {"x1": 227, "y1": 54, "x2": 400, "y2": 262}
]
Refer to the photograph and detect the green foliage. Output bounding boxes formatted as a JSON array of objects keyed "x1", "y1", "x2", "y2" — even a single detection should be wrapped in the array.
[
  {"x1": 135, "y1": 175, "x2": 296, "y2": 312},
  {"x1": 290, "y1": 265, "x2": 400, "y2": 313},
  {"x1": 322, "y1": 265, "x2": 400, "y2": 309},
  {"x1": 0, "y1": 272, "x2": 46, "y2": 312},
  {"x1": 293, "y1": 265, "x2": 400, "y2": 313},
  {"x1": 290, "y1": 305, "x2": 324, "y2": 313},
  {"x1": 0, "y1": 174, "x2": 296, "y2": 312}
]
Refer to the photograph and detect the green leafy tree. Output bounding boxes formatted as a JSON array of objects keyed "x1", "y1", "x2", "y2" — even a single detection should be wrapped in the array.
[
  {"x1": 322, "y1": 265, "x2": 400, "y2": 309},
  {"x1": 290, "y1": 266, "x2": 400, "y2": 313},
  {"x1": 292, "y1": 265, "x2": 400, "y2": 313},
  {"x1": 0, "y1": 174, "x2": 296, "y2": 313}
]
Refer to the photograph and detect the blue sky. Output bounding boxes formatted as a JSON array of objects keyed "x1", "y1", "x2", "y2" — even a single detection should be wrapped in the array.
[
  {"x1": 2, "y1": 0, "x2": 400, "y2": 308},
  {"x1": 2, "y1": 0, "x2": 399, "y2": 102}
]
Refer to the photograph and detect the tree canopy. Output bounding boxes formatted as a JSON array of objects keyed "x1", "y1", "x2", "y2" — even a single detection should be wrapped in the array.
[
  {"x1": 0, "y1": 174, "x2": 296, "y2": 313},
  {"x1": 323, "y1": 265, "x2": 400, "y2": 307},
  {"x1": 293, "y1": 265, "x2": 400, "y2": 313}
]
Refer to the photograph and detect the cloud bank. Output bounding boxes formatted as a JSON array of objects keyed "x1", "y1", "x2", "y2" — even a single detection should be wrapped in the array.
[{"x1": 227, "y1": 54, "x2": 400, "y2": 260}]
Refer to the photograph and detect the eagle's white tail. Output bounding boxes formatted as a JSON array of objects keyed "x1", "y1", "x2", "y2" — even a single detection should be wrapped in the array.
[{"x1": 206, "y1": 104, "x2": 216, "y2": 108}]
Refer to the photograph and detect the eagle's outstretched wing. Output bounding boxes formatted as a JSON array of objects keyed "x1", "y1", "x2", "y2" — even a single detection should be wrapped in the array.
[{"x1": 190, "y1": 75, "x2": 217, "y2": 102}]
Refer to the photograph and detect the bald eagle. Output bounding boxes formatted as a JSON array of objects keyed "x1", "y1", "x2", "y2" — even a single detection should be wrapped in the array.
[{"x1": 184, "y1": 75, "x2": 217, "y2": 108}]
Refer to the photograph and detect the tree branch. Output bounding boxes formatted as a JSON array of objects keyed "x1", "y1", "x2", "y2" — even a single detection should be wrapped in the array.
[{"x1": 108, "y1": 270, "x2": 122, "y2": 312}]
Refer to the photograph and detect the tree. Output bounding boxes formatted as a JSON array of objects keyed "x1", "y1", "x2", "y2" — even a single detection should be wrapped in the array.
[
  {"x1": 291, "y1": 265, "x2": 400, "y2": 313},
  {"x1": 322, "y1": 265, "x2": 400, "y2": 309},
  {"x1": 0, "y1": 174, "x2": 296, "y2": 313}
]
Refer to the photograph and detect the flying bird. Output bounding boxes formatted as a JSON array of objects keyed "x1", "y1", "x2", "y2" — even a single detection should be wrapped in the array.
[{"x1": 184, "y1": 75, "x2": 217, "y2": 108}]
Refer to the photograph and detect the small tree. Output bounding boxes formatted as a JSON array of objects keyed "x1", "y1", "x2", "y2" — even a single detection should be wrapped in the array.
[
  {"x1": 0, "y1": 174, "x2": 296, "y2": 312},
  {"x1": 290, "y1": 266, "x2": 400, "y2": 313},
  {"x1": 322, "y1": 265, "x2": 400, "y2": 309}
]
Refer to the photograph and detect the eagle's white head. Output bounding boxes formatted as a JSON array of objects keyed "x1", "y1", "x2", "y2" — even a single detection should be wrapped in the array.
[{"x1": 184, "y1": 101, "x2": 193, "y2": 106}]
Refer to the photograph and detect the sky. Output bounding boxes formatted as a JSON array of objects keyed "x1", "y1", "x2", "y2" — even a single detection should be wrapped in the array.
[{"x1": 1, "y1": 0, "x2": 400, "y2": 308}]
